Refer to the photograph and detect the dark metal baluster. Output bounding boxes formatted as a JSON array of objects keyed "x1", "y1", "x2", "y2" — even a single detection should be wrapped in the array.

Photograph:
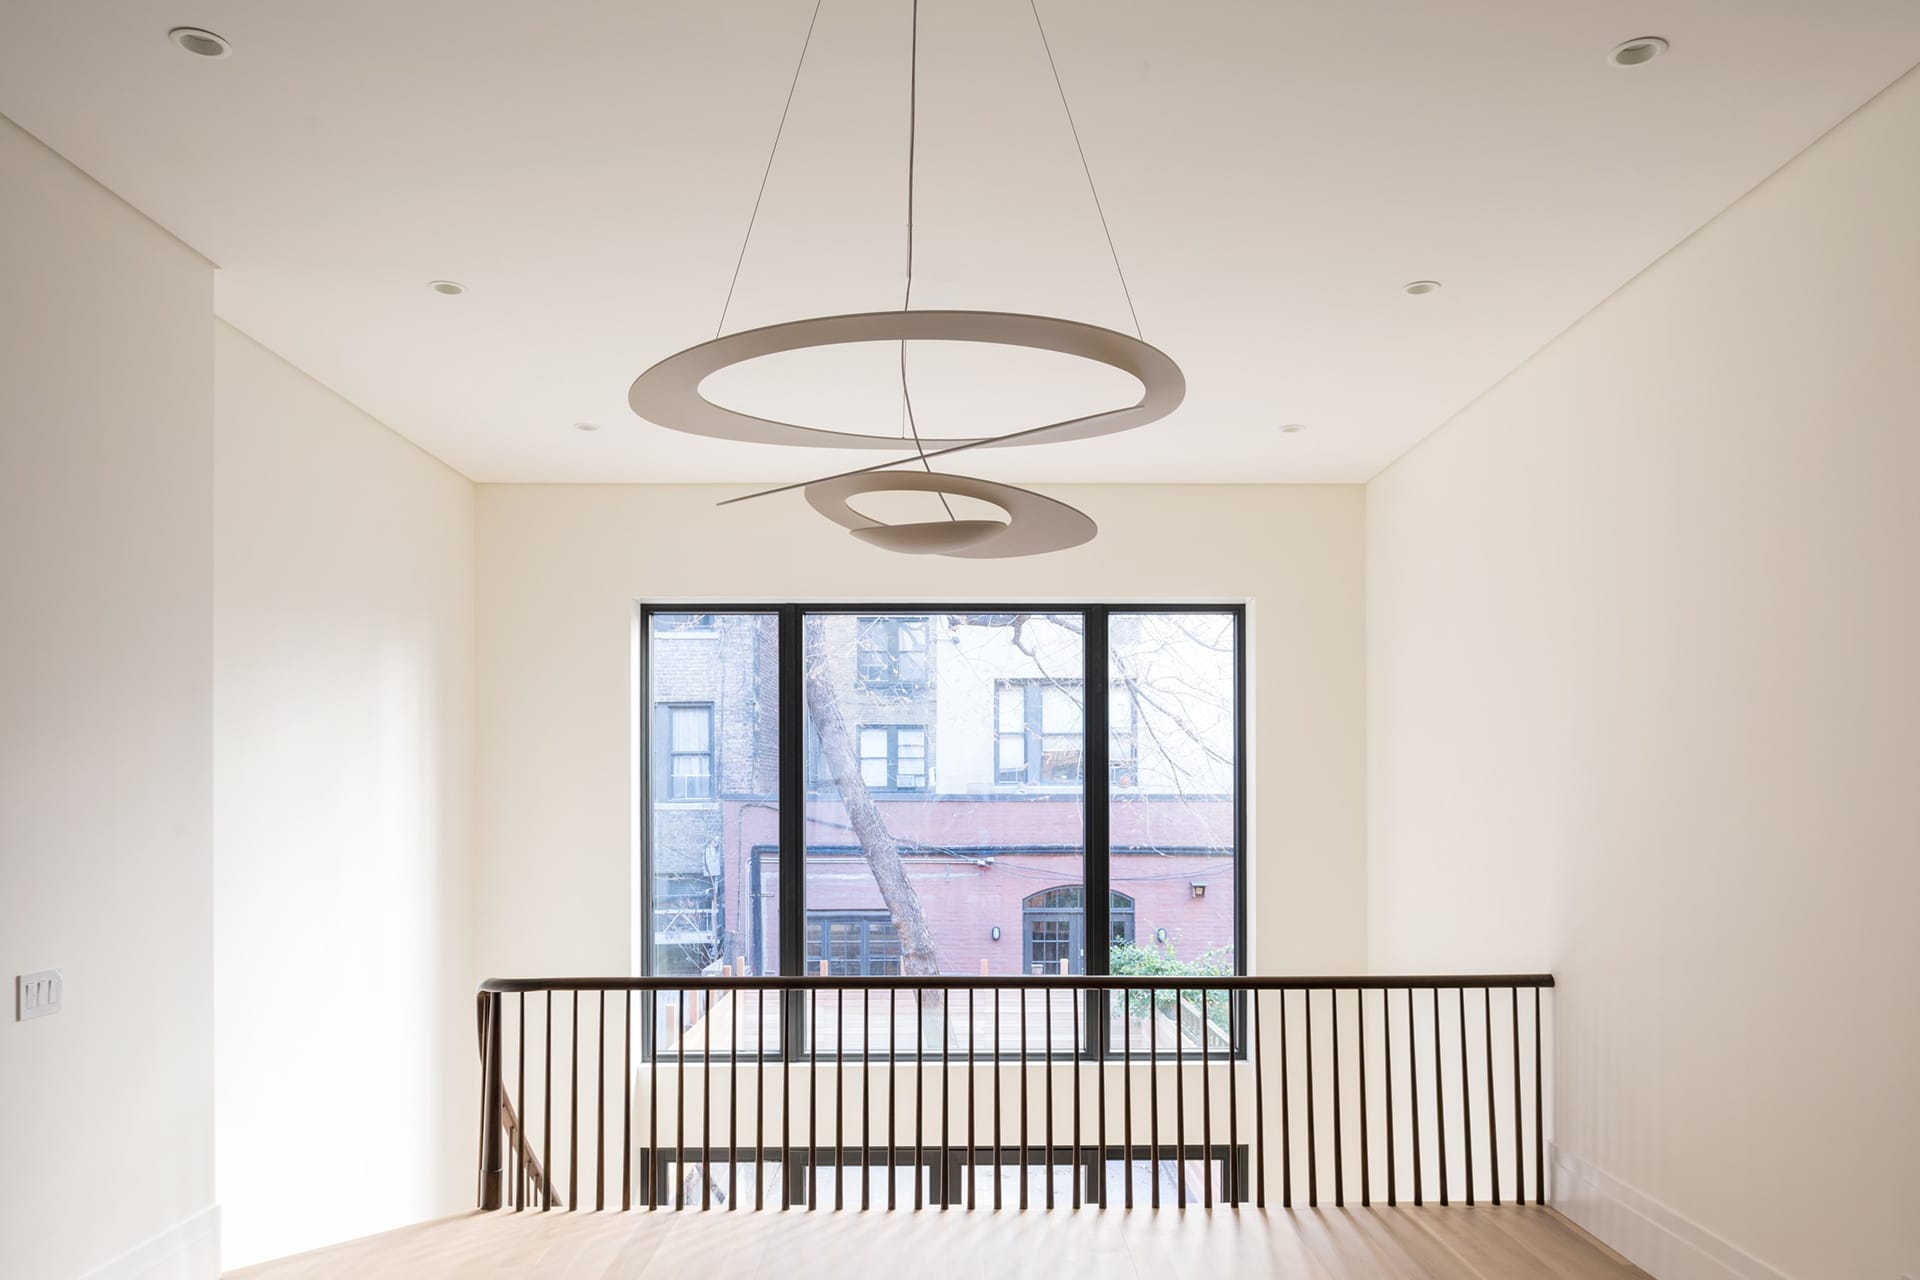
[
  {"x1": 1358, "y1": 988, "x2": 1370, "y2": 1207},
  {"x1": 835, "y1": 985, "x2": 845, "y2": 1211},
  {"x1": 940, "y1": 990, "x2": 948, "y2": 1212},
  {"x1": 1254, "y1": 990, "x2": 1269, "y2": 1209},
  {"x1": 1383, "y1": 988, "x2": 1396, "y2": 1207},
  {"x1": 1279, "y1": 990, "x2": 1292, "y2": 1208},
  {"x1": 808, "y1": 987, "x2": 818, "y2": 1211},
  {"x1": 1123, "y1": 987, "x2": 1134, "y2": 1210},
  {"x1": 1071, "y1": 981, "x2": 1082, "y2": 1210},
  {"x1": 1485, "y1": 987, "x2": 1499, "y2": 1206},
  {"x1": 677, "y1": 989, "x2": 687, "y2": 1211},
  {"x1": 1200, "y1": 989, "x2": 1213, "y2": 1208},
  {"x1": 648, "y1": 994, "x2": 660, "y2": 1211},
  {"x1": 728, "y1": 984, "x2": 738, "y2": 1210},
  {"x1": 1331, "y1": 988, "x2": 1343, "y2": 1208},
  {"x1": 1458, "y1": 988, "x2": 1473, "y2": 1207},
  {"x1": 701, "y1": 991, "x2": 712, "y2": 1211},
  {"x1": 517, "y1": 993, "x2": 527, "y2": 1212},
  {"x1": 1304, "y1": 990, "x2": 1317, "y2": 1207},
  {"x1": 1174, "y1": 988, "x2": 1187, "y2": 1209},
  {"x1": 1043, "y1": 985, "x2": 1055, "y2": 1210},
  {"x1": 598, "y1": 991, "x2": 607, "y2": 1212},
  {"x1": 993, "y1": 987, "x2": 1003, "y2": 1210},
  {"x1": 1534, "y1": 986, "x2": 1545, "y2": 1205},
  {"x1": 861, "y1": 989, "x2": 871, "y2": 1211},
  {"x1": 1432, "y1": 987, "x2": 1447, "y2": 1206},
  {"x1": 913, "y1": 990, "x2": 921, "y2": 1212},
  {"x1": 481, "y1": 993, "x2": 503, "y2": 1211},
  {"x1": 888, "y1": 987, "x2": 897, "y2": 1211},
  {"x1": 756, "y1": 989, "x2": 766, "y2": 1211},
  {"x1": 544, "y1": 992, "x2": 554, "y2": 1212},
  {"x1": 1019, "y1": 986, "x2": 1029, "y2": 1210},
  {"x1": 1408, "y1": 988, "x2": 1422, "y2": 1207},
  {"x1": 1511, "y1": 986, "x2": 1524, "y2": 1206},
  {"x1": 1227, "y1": 989, "x2": 1239, "y2": 1205},
  {"x1": 780, "y1": 991, "x2": 793, "y2": 1210},
  {"x1": 1482, "y1": 990, "x2": 1497, "y2": 1205},
  {"x1": 1149, "y1": 987, "x2": 1160, "y2": 1209},
  {"x1": 623, "y1": 990, "x2": 633, "y2": 1211},
  {"x1": 571, "y1": 991, "x2": 580, "y2": 1212},
  {"x1": 967, "y1": 988, "x2": 977, "y2": 1210},
  {"x1": 1093, "y1": 986, "x2": 1105, "y2": 1209}
]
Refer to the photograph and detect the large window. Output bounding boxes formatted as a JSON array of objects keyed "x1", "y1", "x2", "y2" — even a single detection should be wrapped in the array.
[{"x1": 642, "y1": 605, "x2": 1243, "y2": 1058}]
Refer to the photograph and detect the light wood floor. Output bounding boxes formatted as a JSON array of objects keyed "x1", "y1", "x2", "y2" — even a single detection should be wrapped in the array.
[{"x1": 227, "y1": 1204, "x2": 1652, "y2": 1279}]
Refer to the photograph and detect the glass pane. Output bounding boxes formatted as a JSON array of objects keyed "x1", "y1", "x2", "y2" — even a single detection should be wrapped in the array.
[
  {"x1": 671, "y1": 705, "x2": 711, "y2": 751},
  {"x1": 1108, "y1": 612, "x2": 1239, "y2": 1053},
  {"x1": 1040, "y1": 683, "x2": 1082, "y2": 734},
  {"x1": 804, "y1": 611, "x2": 1085, "y2": 1053},
  {"x1": 647, "y1": 612, "x2": 781, "y2": 1054}
]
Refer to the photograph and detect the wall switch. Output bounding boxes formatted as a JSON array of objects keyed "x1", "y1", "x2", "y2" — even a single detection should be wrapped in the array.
[{"x1": 16, "y1": 970, "x2": 62, "y2": 1021}]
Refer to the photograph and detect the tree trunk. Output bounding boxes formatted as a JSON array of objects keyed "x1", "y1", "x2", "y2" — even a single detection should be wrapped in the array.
[{"x1": 802, "y1": 621, "x2": 942, "y2": 976}]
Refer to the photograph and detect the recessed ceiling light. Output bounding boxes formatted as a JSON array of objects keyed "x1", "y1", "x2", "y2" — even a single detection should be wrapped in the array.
[
  {"x1": 1280, "y1": 424, "x2": 1307, "y2": 434},
  {"x1": 1403, "y1": 280, "x2": 1442, "y2": 296},
  {"x1": 428, "y1": 280, "x2": 466, "y2": 296},
  {"x1": 1609, "y1": 37, "x2": 1668, "y2": 68},
  {"x1": 573, "y1": 422, "x2": 601, "y2": 433},
  {"x1": 168, "y1": 27, "x2": 231, "y2": 58}
]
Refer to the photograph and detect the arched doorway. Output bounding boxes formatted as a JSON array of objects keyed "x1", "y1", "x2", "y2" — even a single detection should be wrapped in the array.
[{"x1": 1021, "y1": 886, "x2": 1135, "y2": 974}]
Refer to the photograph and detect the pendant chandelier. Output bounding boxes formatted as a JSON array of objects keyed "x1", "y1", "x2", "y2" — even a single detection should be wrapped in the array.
[{"x1": 628, "y1": 0, "x2": 1185, "y2": 557}]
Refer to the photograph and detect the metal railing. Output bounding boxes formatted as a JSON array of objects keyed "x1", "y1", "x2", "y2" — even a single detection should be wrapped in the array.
[{"x1": 476, "y1": 972, "x2": 1553, "y2": 1213}]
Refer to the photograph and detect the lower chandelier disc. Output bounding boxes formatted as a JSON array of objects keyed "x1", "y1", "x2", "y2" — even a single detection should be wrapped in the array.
[{"x1": 805, "y1": 471, "x2": 1095, "y2": 559}]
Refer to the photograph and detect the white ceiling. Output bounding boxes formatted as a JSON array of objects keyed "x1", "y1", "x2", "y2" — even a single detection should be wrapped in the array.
[{"x1": 4, "y1": 2, "x2": 1919, "y2": 484}]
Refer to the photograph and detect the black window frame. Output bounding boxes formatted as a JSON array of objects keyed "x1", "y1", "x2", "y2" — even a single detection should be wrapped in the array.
[{"x1": 638, "y1": 603, "x2": 1249, "y2": 1063}]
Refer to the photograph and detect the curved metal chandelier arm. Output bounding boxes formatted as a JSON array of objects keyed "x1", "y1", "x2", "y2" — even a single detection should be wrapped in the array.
[{"x1": 714, "y1": 402, "x2": 1133, "y2": 509}]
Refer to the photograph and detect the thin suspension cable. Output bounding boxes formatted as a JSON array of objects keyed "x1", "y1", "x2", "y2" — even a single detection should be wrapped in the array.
[
  {"x1": 1026, "y1": 0, "x2": 1143, "y2": 339},
  {"x1": 715, "y1": 0, "x2": 828, "y2": 339},
  {"x1": 901, "y1": 0, "x2": 957, "y2": 518}
]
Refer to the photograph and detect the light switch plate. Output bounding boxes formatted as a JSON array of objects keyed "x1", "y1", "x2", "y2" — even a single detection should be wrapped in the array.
[{"x1": 16, "y1": 970, "x2": 62, "y2": 1020}]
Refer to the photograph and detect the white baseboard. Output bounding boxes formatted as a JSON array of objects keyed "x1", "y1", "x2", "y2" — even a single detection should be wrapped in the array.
[
  {"x1": 1551, "y1": 1146, "x2": 1791, "y2": 1280},
  {"x1": 81, "y1": 1205, "x2": 221, "y2": 1280}
]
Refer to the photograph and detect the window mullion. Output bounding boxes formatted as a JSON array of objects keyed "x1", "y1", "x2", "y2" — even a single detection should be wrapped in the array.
[
  {"x1": 778, "y1": 606, "x2": 805, "y2": 1061},
  {"x1": 1083, "y1": 609, "x2": 1111, "y2": 1066}
]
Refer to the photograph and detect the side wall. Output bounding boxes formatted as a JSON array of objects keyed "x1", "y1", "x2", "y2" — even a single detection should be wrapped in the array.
[
  {"x1": 0, "y1": 115, "x2": 218, "y2": 1278},
  {"x1": 1367, "y1": 69, "x2": 1920, "y2": 1280},
  {"x1": 473, "y1": 484, "x2": 1367, "y2": 980},
  {"x1": 213, "y1": 324, "x2": 476, "y2": 1267}
]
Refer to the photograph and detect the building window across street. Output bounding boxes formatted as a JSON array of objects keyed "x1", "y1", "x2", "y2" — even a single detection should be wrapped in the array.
[{"x1": 858, "y1": 724, "x2": 928, "y2": 790}]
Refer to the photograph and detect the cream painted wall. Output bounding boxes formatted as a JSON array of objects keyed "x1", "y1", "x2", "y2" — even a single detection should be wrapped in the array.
[
  {"x1": 0, "y1": 115, "x2": 218, "y2": 1278},
  {"x1": 213, "y1": 324, "x2": 475, "y2": 1267},
  {"x1": 1368, "y1": 66, "x2": 1920, "y2": 1280},
  {"x1": 473, "y1": 484, "x2": 1365, "y2": 982}
]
